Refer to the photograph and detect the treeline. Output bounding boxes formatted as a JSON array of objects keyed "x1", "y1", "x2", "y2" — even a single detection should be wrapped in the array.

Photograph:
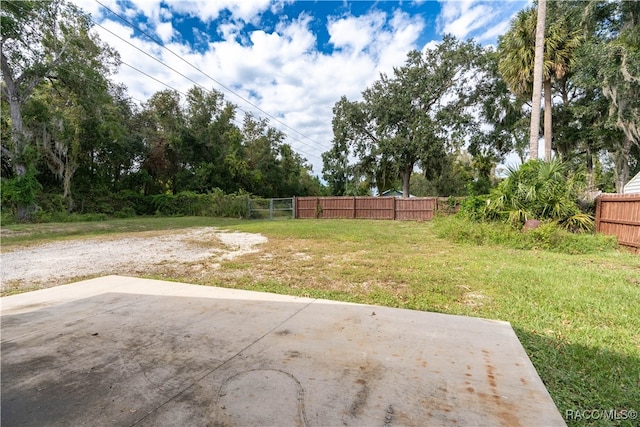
[
  {"x1": 322, "y1": 1, "x2": 640, "y2": 198},
  {"x1": 1, "y1": 0, "x2": 323, "y2": 222},
  {"x1": 1, "y1": 81, "x2": 323, "y2": 221}
]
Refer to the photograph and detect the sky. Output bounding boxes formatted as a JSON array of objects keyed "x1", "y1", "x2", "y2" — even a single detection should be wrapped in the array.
[{"x1": 77, "y1": 0, "x2": 530, "y2": 176}]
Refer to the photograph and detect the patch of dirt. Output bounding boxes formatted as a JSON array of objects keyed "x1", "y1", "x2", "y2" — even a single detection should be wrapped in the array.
[{"x1": 0, "y1": 227, "x2": 267, "y2": 295}]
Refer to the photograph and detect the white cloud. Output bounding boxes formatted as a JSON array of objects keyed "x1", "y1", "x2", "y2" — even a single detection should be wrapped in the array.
[
  {"x1": 479, "y1": 19, "x2": 511, "y2": 44},
  {"x1": 155, "y1": 22, "x2": 176, "y2": 43},
  {"x1": 163, "y1": 0, "x2": 272, "y2": 22},
  {"x1": 77, "y1": 0, "x2": 523, "y2": 175},
  {"x1": 437, "y1": 0, "x2": 527, "y2": 43},
  {"x1": 130, "y1": 0, "x2": 164, "y2": 22},
  {"x1": 80, "y1": 0, "x2": 116, "y2": 20},
  {"x1": 375, "y1": 10, "x2": 424, "y2": 73},
  {"x1": 327, "y1": 11, "x2": 386, "y2": 53},
  {"x1": 437, "y1": 1, "x2": 492, "y2": 39},
  {"x1": 422, "y1": 40, "x2": 440, "y2": 52}
]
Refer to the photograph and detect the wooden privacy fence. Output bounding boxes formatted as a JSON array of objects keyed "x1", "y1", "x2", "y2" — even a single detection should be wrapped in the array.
[
  {"x1": 295, "y1": 196, "x2": 457, "y2": 221},
  {"x1": 595, "y1": 193, "x2": 640, "y2": 251}
]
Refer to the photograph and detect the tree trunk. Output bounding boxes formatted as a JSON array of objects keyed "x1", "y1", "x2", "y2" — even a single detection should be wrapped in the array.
[
  {"x1": 63, "y1": 160, "x2": 76, "y2": 213},
  {"x1": 7, "y1": 85, "x2": 33, "y2": 221},
  {"x1": 8, "y1": 98, "x2": 24, "y2": 155},
  {"x1": 3, "y1": 54, "x2": 35, "y2": 221},
  {"x1": 529, "y1": 0, "x2": 546, "y2": 161},
  {"x1": 543, "y1": 79, "x2": 553, "y2": 161},
  {"x1": 14, "y1": 162, "x2": 30, "y2": 221},
  {"x1": 402, "y1": 164, "x2": 412, "y2": 198},
  {"x1": 615, "y1": 135, "x2": 632, "y2": 193},
  {"x1": 586, "y1": 145, "x2": 594, "y2": 190}
]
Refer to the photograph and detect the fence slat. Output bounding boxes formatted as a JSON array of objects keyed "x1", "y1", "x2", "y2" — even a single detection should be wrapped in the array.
[
  {"x1": 595, "y1": 194, "x2": 640, "y2": 250},
  {"x1": 295, "y1": 196, "x2": 455, "y2": 221}
]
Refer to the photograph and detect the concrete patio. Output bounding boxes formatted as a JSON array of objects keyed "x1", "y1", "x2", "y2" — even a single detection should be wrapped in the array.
[{"x1": 1, "y1": 275, "x2": 565, "y2": 426}]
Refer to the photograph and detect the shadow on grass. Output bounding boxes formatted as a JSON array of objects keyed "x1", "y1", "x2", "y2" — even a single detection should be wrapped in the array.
[{"x1": 513, "y1": 327, "x2": 640, "y2": 427}]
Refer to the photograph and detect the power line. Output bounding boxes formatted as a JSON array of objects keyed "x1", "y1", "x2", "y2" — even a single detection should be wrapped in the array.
[
  {"x1": 93, "y1": 0, "x2": 332, "y2": 154},
  {"x1": 91, "y1": 12, "x2": 327, "y2": 167},
  {"x1": 117, "y1": 60, "x2": 322, "y2": 161},
  {"x1": 91, "y1": 19, "x2": 324, "y2": 161},
  {"x1": 51, "y1": 57, "x2": 322, "y2": 163}
]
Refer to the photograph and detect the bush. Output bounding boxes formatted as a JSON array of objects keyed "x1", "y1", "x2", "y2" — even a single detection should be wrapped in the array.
[
  {"x1": 32, "y1": 211, "x2": 109, "y2": 223},
  {"x1": 1, "y1": 211, "x2": 17, "y2": 225},
  {"x1": 20, "y1": 188, "x2": 253, "y2": 221},
  {"x1": 35, "y1": 193, "x2": 66, "y2": 214},
  {"x1": 114, "y1": 207, "x2": 137, "y2": 218},
  {"x1": 150, "y1": 190, "x2": 250, "y2": 217},
  {"x1": 1, "y1": 168, "x2": 43, "y2": 220},
  {"x1": 113, "y1": 190, "x2": 154, "y2": 216},
  {"x1": 458, "y1": 194, "x2": 491, "y2": 221},
  {"x1": 480, "y1": 160, "x2": 594, "y2": 232},
  {"x1": 433, "y1": 216, "x2": 618, "y2": 255},
  {"x1": 1, "y1": 169, "x2": 42, "y2": 207}
]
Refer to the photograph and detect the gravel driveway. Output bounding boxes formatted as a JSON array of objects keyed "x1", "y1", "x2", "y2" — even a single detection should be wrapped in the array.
[{"x1": 1, "y1": 227, "x2": 267, "y2": 293}]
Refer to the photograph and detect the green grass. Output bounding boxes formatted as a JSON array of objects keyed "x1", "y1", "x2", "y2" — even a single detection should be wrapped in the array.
[{"x1": 2, "y1": 216, "x2": 639, "y2": 426}]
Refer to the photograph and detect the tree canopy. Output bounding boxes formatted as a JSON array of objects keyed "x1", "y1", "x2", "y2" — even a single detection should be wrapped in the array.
[
  {"x1": 1, "y1": 0, "x2": 324, "y2": 221},
  {"x1": 323, "y1": 36, "x2": 486, "y2": 197}
]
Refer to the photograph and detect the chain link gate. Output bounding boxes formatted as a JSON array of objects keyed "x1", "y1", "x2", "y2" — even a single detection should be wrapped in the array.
[{"x1": 247, "y1": 197, "x2": 295, "y2": 219}]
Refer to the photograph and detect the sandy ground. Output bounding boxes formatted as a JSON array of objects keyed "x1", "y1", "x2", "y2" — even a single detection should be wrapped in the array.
[{"x1": 0, "y1": 227, "x2": 267, "y2": 293}]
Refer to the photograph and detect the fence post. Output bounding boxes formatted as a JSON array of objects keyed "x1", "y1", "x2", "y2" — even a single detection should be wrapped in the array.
[
  {"x1": 392, "y1": 197, "x2": 396, "y2": 220},
  {"x1": 353, "y1": 196, "x2": 356, "y2": 219},
  {"x1": 594, "y1": 196, "x2": 601, "y2": 232},
  {"x1": 269, "y1": 198, "x2": 274, "y2": 220},
  {"x1": 247, "y1": 198, "x2": 251, "y2": 219},
  {"x1": 292, "y1": 196, "x2": 296, "y2": 219}
]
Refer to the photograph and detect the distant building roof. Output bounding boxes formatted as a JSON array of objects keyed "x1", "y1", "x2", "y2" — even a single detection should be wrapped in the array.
[
  {"x1": 623, "y1": 172, "x2": 640, "y2": 194},
  {"x1": 380, "y1": 189, "x2": 416, "y2": 198}
]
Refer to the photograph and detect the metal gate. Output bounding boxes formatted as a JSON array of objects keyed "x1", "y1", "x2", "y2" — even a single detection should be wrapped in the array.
[{"x1": 247, "y1": 197, "x2": 295, "y2": 220}]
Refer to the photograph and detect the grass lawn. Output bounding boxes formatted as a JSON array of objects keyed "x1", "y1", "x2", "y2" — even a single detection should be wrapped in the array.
[{"x1": 2, "y1": 216, "x2": 639, "y2": 426}]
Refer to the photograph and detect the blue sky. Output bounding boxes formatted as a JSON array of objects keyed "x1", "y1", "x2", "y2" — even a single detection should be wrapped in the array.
[{"x1": 79, "y1": 0, "x2": 529, "y2": 175}]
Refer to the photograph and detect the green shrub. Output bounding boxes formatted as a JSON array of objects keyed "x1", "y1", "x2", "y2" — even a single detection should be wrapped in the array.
[
  {"x1": 113, "y1": 190, "x2": 154, "y2": 216},
  {"x1": 433, "y1": 216, "x2": 618, "y2": 254},
  {"x1": 480, "y1": 160, "x2": 593, "y2": 232},
  {"x1": 1, "y1": 211, "x2": 17, "y2": 225},
  {"x1": 1, "y1": 168, "x2": 43, "y2": 220},
  {"x1": 458, "y1": 194, "x2": 490, "y2": 221},
  {"x1": 433, "y1": 215, "x2": 519, "y2": 245},
  {"x1": 35, "y1": 193, "x2": 66, "y2": 214},
  {"x1": 1, "y1": 169, "x2": 42, "y2": 207},
  {"x1": 149, "y1": 190, "x2": 250, "y2": 217},
  {"x1": 114, "y1": 207, "x2": 137, "y2": 218},
  {"x1": 152, "y1": 192, "x2": 198, "y2": 216},
  {"x1": 32, "y1": 211, "x2": 109, "y2": 223},
  {"x1": 19, "y1": 188, "x2": 253, "y2": 220}
]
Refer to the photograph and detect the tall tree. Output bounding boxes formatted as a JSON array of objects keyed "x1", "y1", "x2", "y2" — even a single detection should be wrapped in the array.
[
  {"x1": 139, "y1": 90, "x2": 186, "y2": 194},
  {"x1": 498, "y1": 4, "x2": 582, "y2": 161},
  {"x1": 324, "y1": 36, "x2": 483, "y2": 197},
  {"x1": 1, "y1": 0, "x2": 118, "y2": 218},
  {"x1": 471, "y1": 48, "x2": 530, "y2": 164},
  {"x1": 574, "y1": 0, "x2": 640, "y2": 191},
  {"x1": 22, "y1": 61, "x2": 120, "y2": 210},
  {"x1": 183, "y1": 86, "x2": 241, "y2": 193},
  {"x1": 531, "y1": 0, "x2": 546, "y2": 160}
]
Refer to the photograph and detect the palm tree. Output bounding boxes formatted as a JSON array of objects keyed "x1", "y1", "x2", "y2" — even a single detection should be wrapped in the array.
[
  {"x1": 531, "y1": 0, "x2": 546, "y2": 161},
  {"x1": 483, "y1": 159, "x2": 593, "y2": 232},
  {"x1": 498, "y1": 4, "x2": 582, "y2": 161}
]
